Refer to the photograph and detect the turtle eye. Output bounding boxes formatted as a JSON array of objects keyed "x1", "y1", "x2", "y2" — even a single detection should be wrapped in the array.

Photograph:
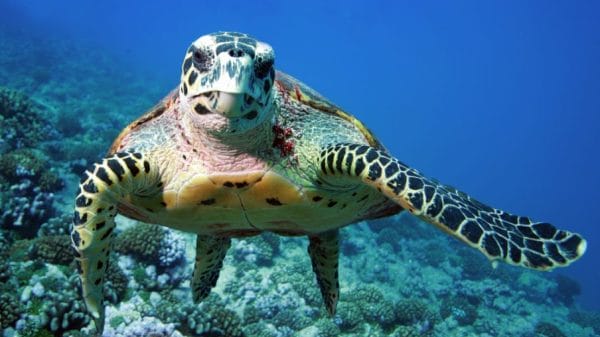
[
  {"x1": 255, "y1": 58, "x2": 274, "y2": 79},
  {"x1": 192, "y1": 49, "x2": 212, "y2": 72}
]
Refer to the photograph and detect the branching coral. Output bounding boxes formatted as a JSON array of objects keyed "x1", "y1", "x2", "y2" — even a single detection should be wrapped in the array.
[
  {"x1": 29, "y1": 235, "x2": 73, "y2": 265},
  {"x1": 271, "y1": 309, "x2": 311, "y2": 331},
  {"x1": 0, "y1": 87, "x2": 51, "y2": 149},
  {"x1": 102, "y1": 316, "x2": 182, "y2": 337},
  {"x1": 0, "y1": 292, "x2": 23, "y2": 329},
  {"x1": 243, "y1": 322, "x2": 275, "y2": 337},
  {"x1": 113, "y1": 223, "x2": 184, "y2": 269},
  {"x1": 37, "y1": 274, "x2": 90, "y2": 334},
  {"x1": 180, "y1": 305, "x2": 245, "y2": 337},
  {"x1": 38, "y1": 213, "x2": 72, "y2": 237},
  {"x1": 365, "y1": 299, "x2": 397, "y2": 329},
  {"x1": 114, "y1": 223, "x2": 164, "y2": 262},
  {"x1": 158, "y1": 294, "x2": 245, "y2": 337},
  {"x1": 0, "y1": 149, "x2": 63, "y2": 237},
  {"x1": 0, "y1": 150, "x2": 50, "y2": 185},
  {"x1": 341, "y1": 285, "x2": 428, "y2": 332},
  {"x1": 233, "y1": 235, "x2": 278, "y2": 266},
  {"x1": 0, "y1": 231, "x2": 12, "y2": 282},
  {"x1": 395, "y1": 298, "x2": 436, "y2": 327},
  {"x1": 104, "y1": 258, "x2": 129, "y2": 304},
  {"x1": 335, "y1": 302, "x2": 362, "y2": 332},
  {"x1": 534, "y1": 322, "x2": 566, "y2": 337},
  {"x1": 314, "y1": 318, "x2": 341, "y2": 337},
  {"x1": 440, "y1": 295, "x2": 477, "y2": 326},
  {"x1": 389, "y1": 326, "x2": 421, "y2": 337}
]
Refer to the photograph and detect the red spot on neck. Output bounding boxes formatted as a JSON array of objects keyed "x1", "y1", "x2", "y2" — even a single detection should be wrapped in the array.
[{"x1": 272, "y1": 124, "x2": 295, "y2": 157}]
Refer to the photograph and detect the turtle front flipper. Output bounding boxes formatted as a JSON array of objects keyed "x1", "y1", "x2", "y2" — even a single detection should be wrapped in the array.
[
  {"x1": 192, "y1": 235, "x2": 231, "y2": 302},
  {"x1": 71, "y1": 152, "x2": 159, "y2": 333},
  {"x1": 318, "y1": 144, "x2": 587, "y2": 270}
]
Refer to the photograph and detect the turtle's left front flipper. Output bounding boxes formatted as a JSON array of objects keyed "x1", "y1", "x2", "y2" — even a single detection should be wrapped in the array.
[
  {"x1": 71, "y1": 152, "x2": 159, "y2": 333},
  {"x1": 318, "y1": 144, "x2": 587, "y2": 270}
]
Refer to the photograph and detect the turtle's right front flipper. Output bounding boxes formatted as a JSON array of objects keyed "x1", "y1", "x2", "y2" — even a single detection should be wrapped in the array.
[
  {"x1": 71, "y1": 152, "x2": 158, "y2": 334},
  {"x1": 318, "y1": 144, "x2": 587, "y2": 270}
]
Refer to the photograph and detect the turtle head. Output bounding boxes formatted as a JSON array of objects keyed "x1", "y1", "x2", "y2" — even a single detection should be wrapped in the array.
[{"x1": 180, "y1": 32, "x2": 276, "y2": 134}]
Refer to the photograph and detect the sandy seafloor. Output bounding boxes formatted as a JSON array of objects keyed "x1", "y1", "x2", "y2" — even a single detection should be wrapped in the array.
[{"x1": 0, "y1": 27, "x2": 599, "y2": 337}]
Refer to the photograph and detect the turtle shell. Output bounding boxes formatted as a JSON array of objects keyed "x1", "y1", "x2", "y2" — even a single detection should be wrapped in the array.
[{"x1": 274, "y1": 71, "x2": 386, "y2": 151}]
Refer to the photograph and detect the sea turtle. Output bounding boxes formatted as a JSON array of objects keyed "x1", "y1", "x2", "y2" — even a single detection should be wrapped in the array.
[{"x1": 71, "y1": 32, "x2": 587, "y2": 333}]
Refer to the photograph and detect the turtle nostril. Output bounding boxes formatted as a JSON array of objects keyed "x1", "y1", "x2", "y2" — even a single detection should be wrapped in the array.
[
  {"x1": 244, "y1": 94, "x2": 254, "y2": 105},
  {"x1": 228, "y1": 48, "x2": 244, "y2": 58}
]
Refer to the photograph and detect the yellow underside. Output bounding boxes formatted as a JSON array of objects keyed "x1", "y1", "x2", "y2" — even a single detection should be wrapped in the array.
[{"x1": 121, "y1": 170, "x2": 387, "y2": 236}]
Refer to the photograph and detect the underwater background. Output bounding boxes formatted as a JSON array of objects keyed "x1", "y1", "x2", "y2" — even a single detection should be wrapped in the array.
[{"x1": 1, "y1": 1, "x2": 599, "y2": 336}]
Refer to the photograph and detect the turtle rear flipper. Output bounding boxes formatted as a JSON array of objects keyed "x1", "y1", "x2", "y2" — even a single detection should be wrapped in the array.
[
  {"x1": 192, "y1": 235, "x2": 231, "y2": 302},
  {"x1": 319, "y1": 144, "x2": 587, "y2": 270},
  {"x1": 71, "y1": 152, "x2": 159, "y2": 333},
  {"x1": 308, "y1": 230, "x2": 340, "y2": 315}
]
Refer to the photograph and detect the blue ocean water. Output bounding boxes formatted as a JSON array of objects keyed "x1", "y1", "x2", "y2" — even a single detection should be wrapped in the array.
[{"x1": 1, "y1": 0, "x2": 599, "y2": 335}]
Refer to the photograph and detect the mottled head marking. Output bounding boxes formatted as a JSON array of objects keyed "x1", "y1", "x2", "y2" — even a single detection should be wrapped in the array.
[{"x1": 180, "y1": 32, "x2": 276, "y2": 134}]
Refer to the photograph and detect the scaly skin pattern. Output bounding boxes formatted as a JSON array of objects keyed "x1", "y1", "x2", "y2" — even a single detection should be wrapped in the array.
[{"x1": 71, "y1": 32, "x2": 586, "y2": 334}]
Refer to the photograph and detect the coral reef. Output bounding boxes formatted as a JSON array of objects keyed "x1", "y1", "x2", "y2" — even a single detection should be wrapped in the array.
[
  {"x1": 103, "y1": 316, "x2": 183, "y2": 337},
  {"x1": 314, "y1": 318, "x2": 341, "y2": 337},
  {"x1": 550, "y1": 274, "x2": 582, "y2": 306},
  {"x1": 104, "y1": 259, "x2": 129, "y2": 304},
  {"x1": 232, "y1": 233, "x2": 280, "y2": 266},
  {"x1": 114, "y1": 223, "x2": 185, "y2": 269},
  {"x1": 0, "y1": 293, "x2": 23, "y2": 329},
  {"x1": 389, "y1": 326, "x2": 421, "y2": 337},
  {"x1": 420, "y1": 241, "x2": 447, "y2": 267},
  {"x1": 534, "y1": 322, "x2": 566, "y2": 337},
  {"x1": 455, "y1": 246, "x2": 493, "y2": 280},
  {"x1": 0, "y1": 180, "x2": 55, "y2": 236},
  {"x1": 395, "y1": 298, "x2": 437, "y2": 328},
  {"x1": 0, "y1": 87, "x2": 52, "y2": 150},
  {"x1": 114, "y1": 223, "x2": 165, "y2": 262},
  {"x1": 36, "y1": 274, "x2": 90, "y2": 334},
  {"x1": 157, "y1": 294, "x2": 245, "y2": 337},
  {"x1": 0, "y1": 26, "x2": 597, "y2": 337},
  {"x1": 375, "y1": 227, "x2": 402, "y2": 252},
  {"x1": 37, "y1": 213, "x2": 72, "y2": 237},
  {"x1": 439, "y1": 295, "x2": 478, "y2": 326},
  {"x1": 29, "y1": 235, "x2": 73, "y2": 265},
  {"x1": 335, "y1": 302, "x2": 362, "y2": 332},
  {"x1": 569, "y1": 310, "x2": 600, "y2": 335},
  {"x1": 0, "y1": 150, "x2": 63, "y2": 237},
  {"x1": 0, "y1": 231, "x2": 12, "y2": 282},
  {"x1": 0, "y1": 149, "x2": 62, "y2": 191}
]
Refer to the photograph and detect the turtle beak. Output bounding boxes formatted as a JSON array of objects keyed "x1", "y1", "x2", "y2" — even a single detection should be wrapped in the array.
[
  {"x1": 213, "y1": 92, "x2": 246, "y2": 117},
  {"x1": 192, "y1": 92, "x2": 249, "y2": 118}
]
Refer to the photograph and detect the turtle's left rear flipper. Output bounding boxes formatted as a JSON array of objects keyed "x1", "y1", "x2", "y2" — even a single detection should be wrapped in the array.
[
  {"x1": 318, "y1": 144, "x2": 586, "y2": 270},
  {"x1": 308, "y1": 230, "x2": 340, "y2": 315},
  {"x1": 192, "y1": 235, "x2": 231, "y2": 303}
]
